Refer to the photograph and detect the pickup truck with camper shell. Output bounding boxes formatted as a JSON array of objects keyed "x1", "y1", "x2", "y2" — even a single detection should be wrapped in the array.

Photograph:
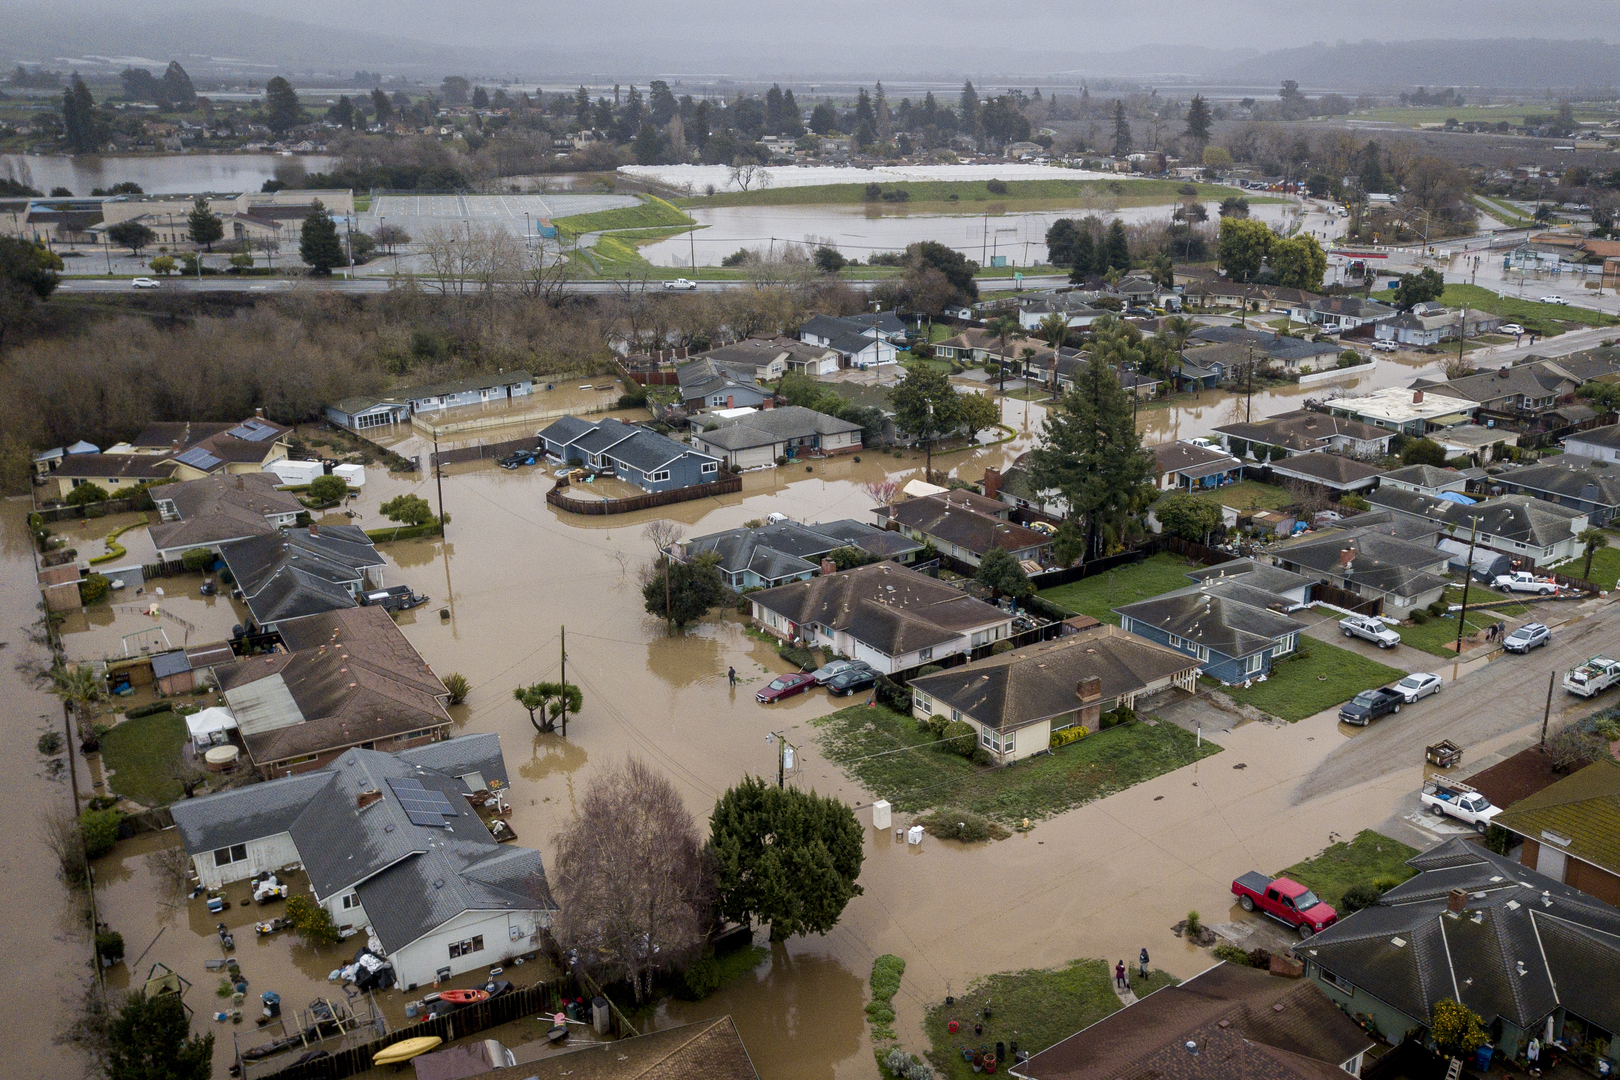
[
  {"x1": 1419, "y1": 780, "x2": 1500, "y2": 834},
  {"x1": 1231, "y1": 873, "x2": 1338, "y2": 938},
  {"x1": 1565, "y1": 656, "x2": 1620, "y2": 697}
]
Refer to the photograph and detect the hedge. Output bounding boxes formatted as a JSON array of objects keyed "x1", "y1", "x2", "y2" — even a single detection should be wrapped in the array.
[{"x1": 365, "y1": 521, "x2": 445, "y2": 543}]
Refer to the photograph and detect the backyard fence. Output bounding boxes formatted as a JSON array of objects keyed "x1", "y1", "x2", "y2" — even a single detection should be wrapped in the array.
[
  {"x1": 140, "y1": 560, "x2": 189, "y2": 579},
  {"x1": 429, "y1": 437, "x2": 541, "y2": 468},
  {"x1": 35, "y1": 496, "x2": 151, "y2": 522},
  {"x1": 545, "y1": 475, "x2": 742, "y2": 515},
  {"x1": 1311, "y1": 582, "x2": 1382, "y2": 617}
]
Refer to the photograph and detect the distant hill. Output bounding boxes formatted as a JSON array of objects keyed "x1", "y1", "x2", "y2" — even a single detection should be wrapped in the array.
[{"x1": 1215, "y1": 38, "x2": 1620, "y2": 91}]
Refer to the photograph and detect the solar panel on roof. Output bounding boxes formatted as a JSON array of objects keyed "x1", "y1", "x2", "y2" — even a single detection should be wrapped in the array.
[
  {"x1": 175, "y1": 446, "x2": 223, "y2": 470},
  {"x1": 226, "y1": 420, "x2": 280, "y2": 442},
  {"x1": 386, "y1": 776, "x2": 459, "y2": 826}
]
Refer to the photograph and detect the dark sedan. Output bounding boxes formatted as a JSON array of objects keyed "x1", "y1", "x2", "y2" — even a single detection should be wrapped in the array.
[
  {"x1": 757, "y1": 672, "x2": 816, "y2": 703},
  {"x1": 825, "y1": 667, "x2": 878, "y2": 697}
]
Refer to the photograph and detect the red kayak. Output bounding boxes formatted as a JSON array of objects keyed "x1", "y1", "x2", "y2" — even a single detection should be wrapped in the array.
[{"x1": 436, "y1": 989, "x2": 489, "y2": 1006}]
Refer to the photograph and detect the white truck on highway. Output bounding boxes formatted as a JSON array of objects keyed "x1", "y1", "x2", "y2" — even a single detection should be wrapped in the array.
[
  {"x1": 1419, "y1": 780, "x2": 1500, "y2": 834},
  {"x1": 1493, "y1": 570, "x2": 1559, "y2": 595},
  {"x1": 1564, "y1": 656, "x2": 1620, "y2": 697}
]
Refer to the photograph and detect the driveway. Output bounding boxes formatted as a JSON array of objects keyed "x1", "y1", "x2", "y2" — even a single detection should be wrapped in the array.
[{"x1": 1297, "y1": 608, "x2": 1440, "y2": 675}]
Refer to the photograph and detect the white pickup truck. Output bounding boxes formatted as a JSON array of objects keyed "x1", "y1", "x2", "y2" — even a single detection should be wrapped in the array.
[
  {"x1": 1564, "y1": 656, "x2": 1620, "y2": 697},
  {"x1": 1493, "y1": 571, "x2": 1558, "y2": 595},
  {"x1": 1419, "y1": 781, "x2": 1500, "y2": 834}
]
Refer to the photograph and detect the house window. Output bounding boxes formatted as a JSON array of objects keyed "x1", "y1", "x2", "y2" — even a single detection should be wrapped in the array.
[
  {"x1": 701, "y1": 462, "x2": 718, "y2": 474},
  {"x1": 913, "y1": 690, "x2": 933, "y2": 713},
  {"x1": 213, "y1": 844, "x2": 247, "y2": 867},
  {"x1": 971, "y1": 630, "x2": 989, "y2": 647},
  {"x1": 448, "y1": 936, "x2": 484, "y2": 959},
  {"x1": 649, "y1": 469, "x2": 671, "y2": 483},
  {"x1": 950, "y1": 709, "x2": 961, "y2": 723},
  {"x1": 341, "y1": 893, "x2": 361, "y2": 910},
  {"x1": 1319, "y1": 966, "x2": 1354, "y2": 993},
  {"x1": 1275, "y1": 633, "x2": 1297, "y2": 656},
  {"x1": 980, "y1": 727, "x2": 994, "y2": 749},
  {"x1": 918, "y1": 647, "x2": 933, "y2": 662},
  {"x1": 1244, "y1": 652, "x2": 1265, "y2": 675}
]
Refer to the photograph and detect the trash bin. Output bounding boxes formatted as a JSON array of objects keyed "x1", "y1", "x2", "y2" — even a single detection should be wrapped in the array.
[
  {"x1": 261, "y1": 992, "x2": 281, "y2": 1019},
  {"x1": 1473, "y1": 1043, "x2": 1493, "y2": 1071}
]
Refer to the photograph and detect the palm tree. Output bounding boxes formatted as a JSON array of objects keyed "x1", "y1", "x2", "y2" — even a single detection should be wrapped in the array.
[
  {"x1": 1038, "y1": 312, "x2": 1070, "y2": 351},
  {"x1": 1579, "y1": 527, "x2": 1608, "y2": 583},
  {"x1": 989, "y1": 313, "x2": 1022, "y2": 394},
  {"x1": 47, "y1": 663, "x2": 104, "y2": 744}
]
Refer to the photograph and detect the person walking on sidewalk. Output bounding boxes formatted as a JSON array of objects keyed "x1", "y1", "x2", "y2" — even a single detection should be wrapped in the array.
[{"x1": 1114, "y1": 960, "x2": 1127, "y2": 990}]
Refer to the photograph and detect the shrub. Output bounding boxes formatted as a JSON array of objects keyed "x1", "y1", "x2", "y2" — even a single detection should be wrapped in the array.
[
  {"x1": 1185, "y1": 910, "x2": 1202, "y2": 935},
  {"x1": 1340, "y1": 883, "x2": 1384, "y2": 912},
  {"x1": 990, "y1": 640, "x2": 1014, "y2": 654},
  {"x1": 918, "y1": 808, "x2": 1008, "y2": 842},
  {"x1": 885, "y1": 1047, "x2": 934, "y2": 1080},
  {"x1": 442, "y1": 672, "x2": 469, "y2": 705},
  {"x1": 1050, "y1": 726, "x2": 1088, "y2": 748},
  {"x1": 125, "y1": 701, "x2": 173, "y2": 719},
  {"x1": 680, "y1": 954, "x2": 724, "y2": 999},
  {"x1": 940, "y1": 720, "x2": 977, "y2": 757},
  {"x1": 95, "y1": 931, "x2": 125, "y2": 965},
  {"x1": 1410, "y1": 609, "x2": 1430, "y2": 625},
  {"x1": 778, "y1": 643, "x2": 816, "y2": 670},
  {"x1": 1428, "y1": 600, "x2": 1448, "y2": 616},
  {"x1": 970, "y1": 747, "x2": 994, "y2": 766},
  {"x1": 37, "y1": 731, "x2": 64, "y2": 755},
  {"x1": 181, "y1": 548, "x2": 215, "y2": 572},
  {"x1": 1212, "y1": 943, "x2": 1253, "y2": 966},
  {"x1": 985, "y1": 179, "x2": 1009, "y2": 195},
  {"x1": 78, "y1": 573, "x2": 110, "y2": 606},
  {"x1": 306, "y1": 474, "x2": 348, "y2": 504},
  {"x1": 79, "y1": 809, "x2": 122, "y2": 858},
  {"x1": 1339, "y1": 493, "x2": 1370, "y2": 512},
  {"x1": 286, "y1": 894, "x2": 341, "y2": 947},
  {"x1": 65, "y1": 482, "x2": 110, "y2": 506}
]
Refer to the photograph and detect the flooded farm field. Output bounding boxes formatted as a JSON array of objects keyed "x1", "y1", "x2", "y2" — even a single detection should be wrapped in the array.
[{"x1": 1, "y1": 365, "x2": 1467, "y2": 1078}]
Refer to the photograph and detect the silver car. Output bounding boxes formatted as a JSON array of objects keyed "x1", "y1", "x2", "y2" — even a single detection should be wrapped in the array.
[
  {"x1": 812, "y1": 659, "x2": 871, "y2": 685},
  {"x1": 1395, "y1": 672, "x2": 1442, "y2": 703},
  {"x1": 1503, "y1": 622, "x2": 1550, "y2": 653}
]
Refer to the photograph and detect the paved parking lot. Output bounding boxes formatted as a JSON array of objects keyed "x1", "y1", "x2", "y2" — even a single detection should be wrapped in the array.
[{"x1": 360, "y1": 191, "x2": 638, "y2": 236}]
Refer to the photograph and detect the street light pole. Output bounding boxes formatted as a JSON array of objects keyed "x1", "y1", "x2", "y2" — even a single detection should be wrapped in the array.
[{"x1": 1455, "y1": 516, "x2": 1481, "y2": 655}]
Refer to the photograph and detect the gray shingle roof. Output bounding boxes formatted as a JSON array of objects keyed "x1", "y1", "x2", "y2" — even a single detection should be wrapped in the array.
[
  {"x1": 882, "y1": 494, "x2": 1051, "y2": 557},
  {"x1": 1494, "y1": 458, "x2": 1620, "y2": 509},
  {"x1": 169, "y1": 772, "x2": 332, "y2": 854},
  {"x1": 538, "y1": 414, "x2": 598, "y2": 447},
  {"x1": 1272, "y1": 527, "x2": 1450, "y2": 599},
  {"x1": 1116, "y1": 581, "x2": 1308, "y2": 659},
  {"x1": 1151, "y1": 440, "x2": 1241, "y2": 479},
  {"x1": 1213, "y1": 410, "x2": 1390, "y2": 452},
  {"x1": 607, "y1": 428, "x2": 711, "y2": 473},
  {"x1": 1267, "y1": 453, "x2": 1385, "y2": 487},
  {"x1": 569, "y1": 417, "x2": 641, "y2": 457},
  {"x1": 697, "y1": 405, "x2": 861, "y2": 450},
  {"x1": 1367, "y1": 488, "x2": 1585, "y2": 548}
]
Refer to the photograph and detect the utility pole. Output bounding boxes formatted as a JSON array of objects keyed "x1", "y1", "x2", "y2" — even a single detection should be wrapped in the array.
[
  {"x1": 768, "y1": 732, "x2": 793, "y2": 788},
  {"x1": 1540, "y1": 670, "x2": 1554, "y2": 746},
  {"x1": 559, "y1": 625, "x2": 568, "y2": 737},
  {"x1": 432, "y1": 433, "x2": 447, "y2": 529},
  {"x1": 1456, "y1": 309, "x2": 1466, "y2": 369},
  {"x1": 1454, "y1": 516, "x2": 1481, "y2": 655},
  {"x1": 1245, "y1": 344, "x2": 1255, "y2": 423}
]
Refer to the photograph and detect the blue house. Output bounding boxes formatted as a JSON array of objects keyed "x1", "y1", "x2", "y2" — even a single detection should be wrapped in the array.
[
  {"x1": 538, "y1": 416, "x2": 721, "y2": 494},
  {"x1": 1115, "y1": 578, "x2": 1308, "y2": 685}
]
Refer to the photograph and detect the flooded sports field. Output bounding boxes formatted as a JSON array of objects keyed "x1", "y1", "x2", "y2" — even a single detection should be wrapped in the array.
[{"x1": 0, "y1": 366, "x2": 1508, "y2": 1078}]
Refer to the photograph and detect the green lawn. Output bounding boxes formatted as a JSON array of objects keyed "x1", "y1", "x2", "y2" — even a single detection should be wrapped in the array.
[
  {"x1": 551, "y1": 195, "x2": 695, "y2": 241},
  {"x1": 1370, "y1": 283, "x2": 1619, "y2": 337},
  {"x1": 1277, "y1": 830, "x2": 1419, "y2": 910},
  {"x1": 1397, "y1": 608, "x2": 1503, "y2": 657},
  {"x1": 1188, "y1": 480, "x2": 1295, "y2": 513},
  {"x1": 679, "y1": 177, "x2": 1257, "y2": 210},
  {"x1": 1036, "y1": 553, "x2": 1201, "y2": 625},
  {"x1": 1213, "y1": 639, "x2": 1407, "y2": 722},
  {"x1": 813, "y1": 704, "x2": 1220, "y2": 823},
  {"x1": 1442, "y1": 583, "x2": 1530, "y2": 618},
  {"x1": 100, "y1": 711, "x2": 188, "y2": 807},
  {"x1": 1572, "y1": 547, "x2": 1620, "y2": 590},
  {"x1": 924, "y1": 960, "x2": 1176, "y2": 1080}
]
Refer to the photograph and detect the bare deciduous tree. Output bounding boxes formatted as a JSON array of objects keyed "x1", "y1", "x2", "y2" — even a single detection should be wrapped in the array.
[
  {"x1": 417, "y1": 222, "x2": 521, "y2": 297},
  {"x1": 728, "y1": 160, "x2": 770, "y2": 193},
  {"x1": 550, "y1": 758, "x2": 710, "y2": 1001},
  {"x1": 859, "y1": 479, "x2": 901, "y2": 506},
  {"x1": 41, "y1": 803, "x2": 89, "y2": 890},
  {"x1": 642, "y1": 519, "x2": 686, "y2": 555}
]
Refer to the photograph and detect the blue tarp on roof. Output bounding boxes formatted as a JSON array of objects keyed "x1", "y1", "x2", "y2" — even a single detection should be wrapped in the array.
[{"x1": 1438, "y1": 491, "x2": 1476, "y2": 504}]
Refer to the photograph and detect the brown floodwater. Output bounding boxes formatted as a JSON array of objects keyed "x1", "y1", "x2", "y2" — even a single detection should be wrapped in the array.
[{"x1": 5, "y1": 374, "x2": 1452, "y2": 1076}]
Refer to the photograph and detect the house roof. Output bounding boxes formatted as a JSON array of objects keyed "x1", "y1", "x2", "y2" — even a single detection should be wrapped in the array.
[
  {"x1": 749, "y1": 562, "x2": 1007, "y2": 658},
  {"x1": 1151, "y1": 440, "x2": 1241, "y2": 479},
  {"x1": 1378, "y1": 464, "x2": 1466, "y2": 490},
  {"x1": 1266, "y1": 453, "x2": 1385, "y2": 488},
  {"x1": 1017, "y1": 962, "x2": 1373, "y2": 1080},
  {"x1": 908, "y1": 625, "x2": 1200, "y2": 731},
  {"x1": 568, "y1": 417, "x2": 641, "y2": 457},
  {"x1": 1296, "y1": 839, "x2": 1620, "y2": 1035},
  {"x1": 1271, "y1": 527, "x2": 1450, "y2": 599},
  {"x1": 1493, "y1": 759, "x2": 1620, "y2": 876},
  {"x1": 682, "y1": 519, "x2": 919, "y2": 578},
  {"x1": 610, "y1": 428, "x2": 716, "y2": 473},
  {"x1": 147, "y1": 473, "x2": 302, "y2": 550},
  {"x1": 213, "y1": 606, "x2": 450, "y2": 765},
  {"x1": 1116, "y1": 581, "x2": 1308, "y2": 659},
  {"x1": 1494, "y1": 458, "x2": 1620, "y2": 509},
  {"x1": 391, "y1": 371, "x2": 534, "y2": 402},
  {"x1": 1213, "y1": 410, "x2": 1389, "y2": 452},
  {"x1": 1420, "y1": 363, "x2": 1575, "y2": 406},
  {"x1": 1568, "y1": 423, "x2": 1620, "y2": 451},
  {"x1": 882, "y1": 494, "x2": 1050, "y2": 557},
  {"x1": 1463, "y1": 745, "x2": 1595, "y2": 812},
  {"x1": 1328, "y1": 386, "x2": 1479, "y2": 425},
  {"x1": 1310, "y1": 297, "x2": 1396, "y2": 319},
  {"x1": 55, "y1": 453, "x2": 177, "y2": 481},
  {"x1": 1367, "y1": 488, "x2": 1585, "y2": 549},
  {"x1": 1185, "y1": 558, "x2": 1314, "y2": 596},
  {"x1": 480, "y1": 1017, "x2": 759, "y2": 1080},
  {"x1": 538, "y1": 413, "x2": 598, "y2": 447},
  {"x1": 696, "y1": 405, "x2": 862, "y2": 451}
]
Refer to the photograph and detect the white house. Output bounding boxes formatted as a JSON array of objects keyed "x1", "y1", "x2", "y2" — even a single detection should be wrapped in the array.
[{"x1": 1564, "y1": 423, "x2": 1620, "y2": 463}]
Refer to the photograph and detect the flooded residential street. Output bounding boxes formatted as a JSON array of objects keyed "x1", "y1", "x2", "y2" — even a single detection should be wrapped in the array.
[{"x1": 9, "y1": 370, "x2": 1620, "y2": 1079}]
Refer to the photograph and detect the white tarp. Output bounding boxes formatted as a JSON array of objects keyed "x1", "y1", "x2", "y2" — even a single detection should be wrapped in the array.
[{"x1": 185, "y1": 706, "x2": 238, "y2": 748}]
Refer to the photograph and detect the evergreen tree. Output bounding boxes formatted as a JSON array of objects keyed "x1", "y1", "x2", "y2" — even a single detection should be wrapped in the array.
[
  {"x1": 370, "y1": 86, "x2": 393, "y2": 125},
  {"x1": 1029, "y1": 350, "x2": 1154, "y2": 560},
  {"x1": 1184, "y1": 94, "x2": 1212, "y2": 143},
  {"x1": 854, "y1": 88, "x2": 875, "y2": 131},
  {"x1": 1112, "y1": 100, "x2": 1131, "y2": 157},
  {"x1": 61, "y1": 75, "x2": 103, "y2": 154},
  {"x1": 160, "y1": 61, "x2": 196, "y2": 109},
  {"x1": 575, "y1": 85, "x2": 591, "y2": 128},
  {"x1": 889, "y1": 363, "x2": 960, "y2": 478},
  {"x1": 874, "y1": 81, "x2": 891, "y2": 137},
  {"x1": 1270, "y1": 233, "x2": 1328, "y2": 291},
  {"x1": 975, "y1": 547, "x2": 1032, "y2": 600},
  {"x1": 186, "y1": 197, "x2": 223, "y2": 251},
  {"x1": 106, "y1": 990, "x2": 213, "y2": 1080},
  {"x1": 648, "y1": 80, "x2": 678, "y2": 127},
  {"x1": 1104, "y1": 219, "x2": 1131, "y2": 272},
  {"x1": 764, "y1": 85, "x2": 785, "y2": 133},
  {"x1": 1068, "y1": 228, "x2": 1097, "y2": 283},
  {"x1": 471, "y1": 86, "x2": 489, "y2": 109},
  {"x1": 264, "y1": 76, "x2": 302, "y2": 136},
  {"x1": 780, "y1": 88, "x2": 801, "y2": 135},
  {"x1": 642, "y1": 552, "x2": 726, "y2": 630},
  {"x1": 709, "y1": 777, "x2": 864, "y2": 941},
  {"x1": 328, "y1": 95, "x2": 355, "y2": 129},
  {"x1": 632, "y1": 124, "x2": 664, "y2": 165},
  {"x1": 959, "y1": 80, "x2": 979, "y2": 134},
  {"x1": 298, "y1": 200, "x2": 344, "y2": 274}
]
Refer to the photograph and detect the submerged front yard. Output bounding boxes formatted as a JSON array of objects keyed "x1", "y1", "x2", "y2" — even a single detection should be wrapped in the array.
[{"x1": 813, "y1": 703, "x2": 1220, "y2": 824}]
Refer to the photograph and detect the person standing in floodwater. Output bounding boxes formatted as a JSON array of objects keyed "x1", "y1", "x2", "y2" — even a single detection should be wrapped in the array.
[{"x1": 728, "y1": 666, "x2": 737, "y2": 687}]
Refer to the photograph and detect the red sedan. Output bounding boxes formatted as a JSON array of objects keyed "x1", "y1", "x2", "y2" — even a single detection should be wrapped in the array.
[{"x1": 756, "y1": 672, "x2": 816, "y2": 703}]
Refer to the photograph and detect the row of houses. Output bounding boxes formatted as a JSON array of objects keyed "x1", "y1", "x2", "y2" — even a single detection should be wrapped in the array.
[{"x1": 36, "y1": 415, "x2": 295, "y2": 500}]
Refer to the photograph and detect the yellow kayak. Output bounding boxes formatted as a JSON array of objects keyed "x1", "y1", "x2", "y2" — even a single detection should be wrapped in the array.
[{"x1": 373, "y1": 1036, "x2": 442, "y2": 1065}]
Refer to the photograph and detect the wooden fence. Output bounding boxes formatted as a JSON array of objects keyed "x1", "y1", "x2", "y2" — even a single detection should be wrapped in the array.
[
  {"x1": 36, "y1": 496, "x2": 150, "y2": 522},
  {"x1": 1311, "y1": 582, "x2": 1382, "y2": 617},
  {"x1": 140, "y1": 560, "x2": 189, "y2": 579},
  {"x1": 545, "y1": 475, "x2": 742, "y2": 516},
  {"x1": 250, "y1": 981, "x2": 580, "y2": 1080},
  {"x1": 429, "y1": 437, "x2": 541, "y2": 468}
]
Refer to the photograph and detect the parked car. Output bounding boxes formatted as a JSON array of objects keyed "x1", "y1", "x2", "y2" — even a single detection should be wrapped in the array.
[
  {"x1": 1493, "y1": 570, "x2": 1557, "y2": 595},
  {"x1": 756, "y1": 671, "x2": 816, "y2": 703},
  {"x1": 1420, "y1": 780, "x2": 1500, "y2": 834},
  {"x1": 360, "y1": 585, "x2": 430, "y2": 612},
  {"x1": 1538, "y1": 295, "x2": 1567, "y2": 305},
  {"x1": 1394, "y1": 672, "x2": 1443, "y2": 703},
  {"x1": 1231, "y1": 872, "x2": 1338, "y2": 939},
  {"x1": 812, "y1": 659, "x2": 870, "y2": 685},
  {"x1": 663, "y1": 278, "x2": 699, "y2": 291},
  {"x1": 1503, "y1": 622, "x2": 1550, "y2": 653},
  {"x1": 1338, "y1": 687, "x2": 1405, "y2": 725},
  {"x1": 1371, "y1": 339, "x2": 1399, "y2": 353},
  {"x1": 1499, "y1": 323, "x2": 1525, "y2": 336},
  {"x1": 1564, "y1": 656, "x2": 1620, "y2": 697},
  {"x1": 1340, "y1": 614, "x2": 1401, "y2": 648},
  {"x1": 131, "y1": 276, "x2": 160, "y2": 289},
  {"x1": 498, "y1": 449, "x2": 537, "y2": 469},
  {"x1": 826, "y1": 667, "x2": 878, "y2": 697}
]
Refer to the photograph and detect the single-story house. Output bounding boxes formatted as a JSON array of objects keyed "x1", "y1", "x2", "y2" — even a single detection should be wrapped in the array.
[
  {"x1": 1270, "y1": 526, "x2": 1451, "y2": 613},
  {"x1": 908, "y1": 625, "x2": 1200, "y2": 763},
  {"x1": 1185, "y1": 558, "x2": 1315, "y2": 607},
  {"x1": 934, "y1": 328, "x2": 1009, "y2": 363},
  {"x1": 1376, "y1": 463, "x2": 1470, "y2": 497},
  {"x1": 220, "y1": 522, "x2": 387, "y2": 632},
  {"x1": 537, "y1": 417, "x2": 722, "y2": 493},
  {"x1": 126, "y1": 416, "x2": 292, "y2": 481},
  {"x1": 675, "y1": 518, "x2": 922, "y2": 589},
  {"x1": 1430, "y1": 423, "x2": 1516, "y2": 464},
  {"x1": 749, "y1": 562, "x2": 1013, "y2": 674},
  {"x1": 1149, "y1": 440, "x2": 1242, "y2": 492},
  {"x1": 1017, "y1": 961, "x2": 1374, "y2": 1080},
  {"x1": 210, "y1": 605, "x2": 452, "y2": 776},
  {"x1": 1325, "y1": 386, "x2": 1478, "y2": 437},
  {"x1": 323, "y1": 373, "x2": 535, "y2": 430},
  {"x1": 1298, "y1": 838, "x2": 1620, "y2": 1070},
  {"x1": 1214, "y1": 410, "x2": 1393, "y2": 461},
  {"x1": 1016, "y1": 296, "x2": 1107, "y2": 331},
  {"x1": 1492, "y1": 458, "x2": 1620, "y2": 526},
  {"x1": 798, "y1": 314, "x2": 899, "y2": 368},
  {"x1": 1565, "y1": 423, "x2": 1620, "y2": 463},
  {"x1": 1494, "y1": 758, "x2": 1620, "y2": 908},
  {"x1": 691, "y1": 341, "x2": 791, "y2": 383},
  {"x1": 690, "y1": 405, "x2": 862, "y2": 469},
  {"x1": 48, "y1": 453, "x2": 177, "y2": 500},
  {"x1": 1367, "y1": 487, "x2": 1589, "y2": 565},
  {"x1": 1305, "y1": 296, "x2": 1398, "y2": 332},
  {"x1": 169, "y1": 733, "x2": 557, "y2": 991},
  {"x1": 148, "y1": 473, "x2": 304, "y2": 561},
  {"x1": 879, "y1": 491, "x2": 1052, "y2": 567},
  {"x1": 1265, "y1": 452, "x2": 1385, "y2": 493},
  {"x1": 1173, "y1": 353, "x2": 1226, "y2": 391},
  {"x1": 674, "y1": 357, "x2": 774, "y2": 410},
  {"x1": 1116, "y1": 578, "x2": 1308, "y2": 685}
]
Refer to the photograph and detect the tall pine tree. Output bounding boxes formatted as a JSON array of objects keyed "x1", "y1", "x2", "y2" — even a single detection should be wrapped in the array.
[
  {"x1": 299, "y1": 200, "x2": 344, "y2": 274},
  {"x1": 1112, "y1": 100, "x2": 1132, "y2": 157},
  {"x1": 1184, "y1": 94, "x2": 1212, "y2": 144}
]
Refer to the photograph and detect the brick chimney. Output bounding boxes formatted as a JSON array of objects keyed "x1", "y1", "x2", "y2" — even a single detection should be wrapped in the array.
[
  {"x1": 254, "y1": 406, "x2": 265, "y2": 418},
  {"x1": 1413, "y1": 389, "x2": 1424, "y2": 404},
  {"x1": 726, "y1": 395, "x2": 735, "y2": 409},
  {"x1": 1448, "y1": 888, "x2": 1468, "y2": 914},
  {"x1": 357, "y1": 789, "x2": 382, "y2": 811},
  {"x1": 983, "y1": 467, "x2": 1002, "y2": 500},
  {"x1": 1077, "y1": 676, "x2": 1104, "y2": 732},
  {"x1": 820, "y1": 558, "x2": 836, "y2": 575},
  {"x1": 761, "y1": 397, "x2": 775, "y2": 409},
  {"x1": 236, "y1": 475, "x2": 245, "y2": 490},
  {"x1": 1339, "y1": 548, "x2": 1354, "y2": 569}
]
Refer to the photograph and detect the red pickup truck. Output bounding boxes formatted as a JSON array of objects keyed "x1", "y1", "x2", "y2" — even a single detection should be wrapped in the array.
[{"x1": 1231, "y1": 872, "x2": 1339, "y2": 939}]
